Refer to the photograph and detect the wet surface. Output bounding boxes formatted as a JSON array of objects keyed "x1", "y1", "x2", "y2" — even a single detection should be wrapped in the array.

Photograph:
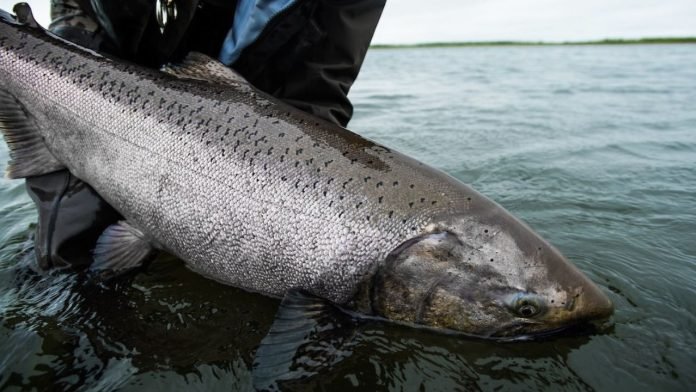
[{"x1": 2, "y1": 44, "x2": 696, "y2": 390}]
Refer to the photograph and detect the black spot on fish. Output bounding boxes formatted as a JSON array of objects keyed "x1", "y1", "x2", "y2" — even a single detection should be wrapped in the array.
[{"x1": 388, "y1": 211, "x2": 394, "y2": 218}]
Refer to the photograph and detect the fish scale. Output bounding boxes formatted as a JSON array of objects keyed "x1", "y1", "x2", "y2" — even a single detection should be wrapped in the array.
[
  {"x1": 0, "y1": 11, "x2": 471, "y2": 302},
  {"x1": 1, "y1": 5, "x2": 615, "y2": 343}
]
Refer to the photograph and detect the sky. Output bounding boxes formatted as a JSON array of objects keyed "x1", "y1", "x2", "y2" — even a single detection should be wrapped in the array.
[{"x1": 1, "y1": 0, "x2": 695, "y2": 44}]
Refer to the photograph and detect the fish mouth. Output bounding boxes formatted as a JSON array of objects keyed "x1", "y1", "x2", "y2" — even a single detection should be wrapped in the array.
[{"x1": 485, "y1": 316, "x2": 615, "y2": 342}]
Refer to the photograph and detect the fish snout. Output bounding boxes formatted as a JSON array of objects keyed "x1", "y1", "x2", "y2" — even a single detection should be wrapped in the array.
[
  {"x1": 541, "y1": 281, "x2": 614, "y2": 335},
  {"x1": 571, "y1": 283, "x2": 614, "y2": 326}
]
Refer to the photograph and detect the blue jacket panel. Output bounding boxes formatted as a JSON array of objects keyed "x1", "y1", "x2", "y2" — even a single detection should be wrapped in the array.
[{"x1": 219, "y1": 0, "x2": 298, "y2": 65}]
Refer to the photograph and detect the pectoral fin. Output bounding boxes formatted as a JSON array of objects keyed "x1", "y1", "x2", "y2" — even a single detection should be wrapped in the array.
[
  {"x1": 0, "y1": 89, "x2": 65, "y2": 179},
  {"x1": 252, "y1": 289, "x2": 361, "y2": 391},
  {"x1": 92, "y1": 221, "x2": 156, "y2": 273}
]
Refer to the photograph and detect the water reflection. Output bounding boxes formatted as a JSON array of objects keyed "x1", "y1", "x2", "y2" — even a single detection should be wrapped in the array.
[
  {"x1": 1, "y1": 253, "x2": 278, "y2": 390},
  {"x1": 2, "y1": 247, "x2": 602, "y2": 391},
  {"x1": 272, "y1": 315, "x2": 598, "y2": 391}
]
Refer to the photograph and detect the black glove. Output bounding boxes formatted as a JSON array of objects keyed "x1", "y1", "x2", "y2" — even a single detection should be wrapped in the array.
[{"x1": 26, "y1": 0, "x2": 121, "y2": 270}]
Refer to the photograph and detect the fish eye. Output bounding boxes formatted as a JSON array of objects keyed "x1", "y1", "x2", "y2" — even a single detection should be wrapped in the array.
[
  {"x1": 508, "y1": 293, "x2": 544, "y2": 318},
  {"x1": 517, "y1": 302, "x2": 538, "y2": 317}
]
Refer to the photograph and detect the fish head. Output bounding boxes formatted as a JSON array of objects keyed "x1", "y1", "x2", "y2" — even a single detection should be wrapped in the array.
[{"x1": 367, "y1": 202, "x2": 613, "y2": 339}]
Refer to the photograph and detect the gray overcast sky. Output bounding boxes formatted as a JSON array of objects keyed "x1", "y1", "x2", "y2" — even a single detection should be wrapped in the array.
[
  {"x1": 2, "y1": 0, "x2": 695, "y2": 44},
  {"x1": 374, "y1": 0, "x2": 696, "y2": 44}
]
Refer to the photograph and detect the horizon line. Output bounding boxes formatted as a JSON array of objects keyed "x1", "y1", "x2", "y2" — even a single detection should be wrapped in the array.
[{"x1": 370, "y1": 37, "x2": 696, "y2": 48}]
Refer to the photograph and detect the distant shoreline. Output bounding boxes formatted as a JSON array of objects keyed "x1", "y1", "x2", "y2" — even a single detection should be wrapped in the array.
[{"x1": 370, "y1": 37, "x2": 696, "y2": 49}]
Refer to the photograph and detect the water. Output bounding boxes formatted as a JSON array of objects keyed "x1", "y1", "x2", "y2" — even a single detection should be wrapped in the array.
[{"x1": 1, "y1": 44, "x2": 695, "y2": 391}]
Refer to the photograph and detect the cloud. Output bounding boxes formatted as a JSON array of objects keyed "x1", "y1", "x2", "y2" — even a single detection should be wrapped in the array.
[{"x1": 373, "y1": 0, "x2": 696, "y2": 44}]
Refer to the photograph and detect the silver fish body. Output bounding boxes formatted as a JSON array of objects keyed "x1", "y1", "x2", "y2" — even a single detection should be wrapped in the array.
[{"x1": 0, "y1": 6, "x2": 613, "y2": 338}]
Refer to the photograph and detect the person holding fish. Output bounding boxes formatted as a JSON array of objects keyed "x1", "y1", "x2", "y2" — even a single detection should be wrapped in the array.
[
  {"x1": 28, "y1": 0, "x2": 386, "y2": 269},
  {"x1": 1, "y1": 1, "x2": 614, "y2": 351}
]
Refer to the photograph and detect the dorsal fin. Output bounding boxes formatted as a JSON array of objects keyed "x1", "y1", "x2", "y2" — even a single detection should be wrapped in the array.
[
  {"x1": 161, "y1": 52, "x2": 249, "y2": 87},
  {"x1": 0, "y1": 89, "x2": 65, "y2": 179}
]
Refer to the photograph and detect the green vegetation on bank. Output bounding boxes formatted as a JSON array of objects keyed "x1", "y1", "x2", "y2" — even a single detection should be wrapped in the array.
[{"x1": 370, "y1": 37, "x2": 696, "y2": 49}]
